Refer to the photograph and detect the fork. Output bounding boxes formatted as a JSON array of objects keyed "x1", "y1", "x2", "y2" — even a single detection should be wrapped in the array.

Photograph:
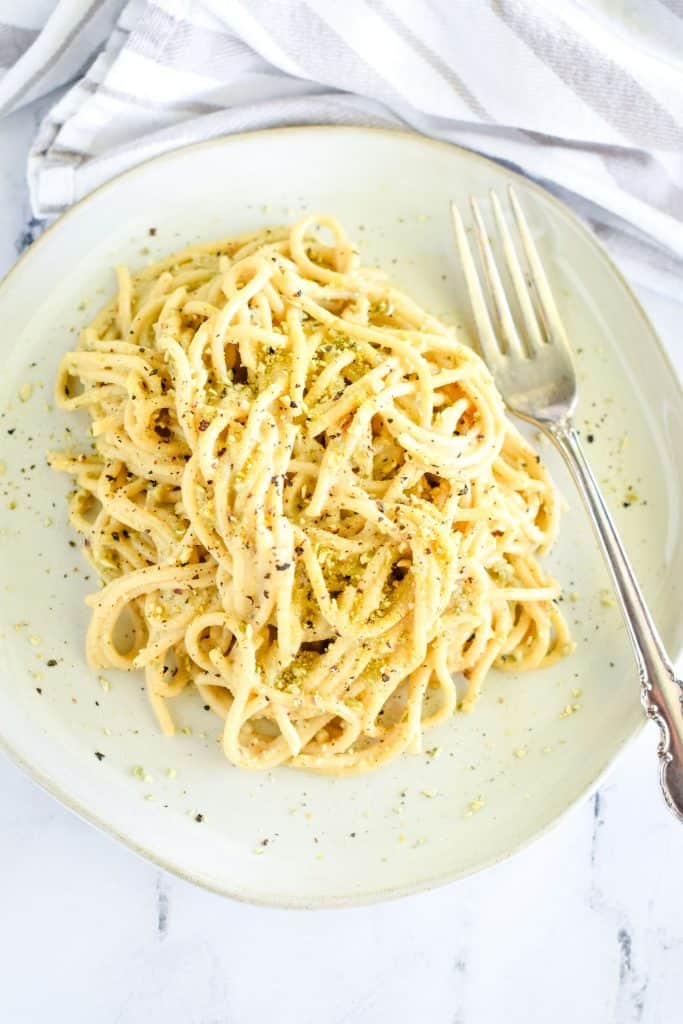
[{"x1": 451, "y1": 187, "x2": 683, "y2": 822}]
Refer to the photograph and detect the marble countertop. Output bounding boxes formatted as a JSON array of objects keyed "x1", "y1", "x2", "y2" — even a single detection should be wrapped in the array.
[{"x1": 2, "y1": 98, "x2": 683, "y2": 1024}]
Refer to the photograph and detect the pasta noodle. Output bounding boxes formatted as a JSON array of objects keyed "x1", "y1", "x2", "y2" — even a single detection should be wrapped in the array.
[{"x1": 50, "y1": 215, "x2": 572, "y2": 775}]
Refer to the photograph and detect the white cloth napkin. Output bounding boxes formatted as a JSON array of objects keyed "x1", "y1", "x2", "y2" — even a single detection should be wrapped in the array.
[{"x1": 2, "y1": 0, "x2": 683, "y2": 296}]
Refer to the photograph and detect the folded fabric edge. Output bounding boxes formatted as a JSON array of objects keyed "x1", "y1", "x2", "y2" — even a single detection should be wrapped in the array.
[{"x1": 27, "y1": 92, "x2": 403, "y2": 216}]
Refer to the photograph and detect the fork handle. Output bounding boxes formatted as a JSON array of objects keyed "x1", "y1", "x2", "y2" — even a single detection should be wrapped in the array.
[{"x1": 545, "y1": 422, "x2": 683, "y2": 821}]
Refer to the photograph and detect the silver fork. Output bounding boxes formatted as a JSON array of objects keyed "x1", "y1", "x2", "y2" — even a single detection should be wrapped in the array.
[{"x1": 451, "y1": 186, "x2": 683, "y2": 822}]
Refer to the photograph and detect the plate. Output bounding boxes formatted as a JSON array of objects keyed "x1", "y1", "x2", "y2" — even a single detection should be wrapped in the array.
[{"x1": 0, "y1": 127, "x2": 681, "y2": 907}]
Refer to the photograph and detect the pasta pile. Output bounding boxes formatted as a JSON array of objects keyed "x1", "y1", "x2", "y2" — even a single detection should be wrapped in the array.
[{"x1": 50, "y1": 215, "x2": 571, "y2": 775}]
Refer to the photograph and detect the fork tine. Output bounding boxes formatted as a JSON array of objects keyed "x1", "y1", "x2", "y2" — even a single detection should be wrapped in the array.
[
  {"x1": 450, "y1": 201, "x2": 501, "y2": 367},
  {"x1": 469, "y1": 197, "x2": 526, "y2": 359},
  {"x1": 490, "y1": 190, "x2": 545, "y2": 354},
  {"x1": 507, "y1": 186, "x2": 572, "y2": 352}
]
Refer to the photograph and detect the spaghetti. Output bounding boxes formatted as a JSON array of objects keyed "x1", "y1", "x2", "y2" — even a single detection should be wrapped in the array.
[{"x1": 50, "y1": 215, "x2": 571, "y2": 775}]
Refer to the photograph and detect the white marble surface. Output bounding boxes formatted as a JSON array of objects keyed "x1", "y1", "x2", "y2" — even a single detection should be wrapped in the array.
[{"x1": 1, "y1": 99, "x2": 683, "y2": 1024}]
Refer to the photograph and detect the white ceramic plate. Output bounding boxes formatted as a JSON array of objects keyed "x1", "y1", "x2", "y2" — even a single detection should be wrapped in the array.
[{"x1": 1, "y1": 128, "x2": 681, "y2": 907}]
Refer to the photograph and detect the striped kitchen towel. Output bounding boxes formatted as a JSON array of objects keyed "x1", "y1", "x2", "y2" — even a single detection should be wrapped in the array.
[{"x1": 2, "y1": 0, "x2": 683, "y2": 294}]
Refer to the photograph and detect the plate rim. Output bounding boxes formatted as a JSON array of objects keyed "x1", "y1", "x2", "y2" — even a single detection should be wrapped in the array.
[{"x1": 0, "y1": 124, "x2": 680, "y2": 908}]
